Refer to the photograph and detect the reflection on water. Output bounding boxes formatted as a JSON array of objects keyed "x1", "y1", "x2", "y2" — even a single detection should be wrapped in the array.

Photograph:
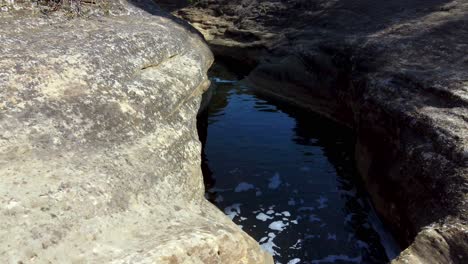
[{"x1": 198, "y1": 63, "x2": 400, "y2": 264}]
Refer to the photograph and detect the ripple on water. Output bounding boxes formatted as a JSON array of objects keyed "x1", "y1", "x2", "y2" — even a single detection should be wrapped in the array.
[{"x1": 201, "y1": 68, "x2": 400, "y2": 263}]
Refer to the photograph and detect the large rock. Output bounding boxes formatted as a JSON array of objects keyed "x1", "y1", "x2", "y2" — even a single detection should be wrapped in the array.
[
  {"x1": 0, "y1": 1, "x2": 272, "y2": 263},
  {"x1": 172, "y1": 0, "x2": 468, "y2": 262}
]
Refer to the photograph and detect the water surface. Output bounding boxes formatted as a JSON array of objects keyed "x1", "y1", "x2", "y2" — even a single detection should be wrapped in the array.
[{"x1": 198, "y1": 64, "x2": 399, "y2": 264}]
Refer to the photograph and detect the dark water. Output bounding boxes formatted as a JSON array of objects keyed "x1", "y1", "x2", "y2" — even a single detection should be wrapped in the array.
[{"x1": 198, "y1": 64, "x2": 399, "y2": 264}]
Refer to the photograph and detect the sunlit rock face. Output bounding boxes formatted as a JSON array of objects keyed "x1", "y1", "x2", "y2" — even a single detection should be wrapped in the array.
[
  {"x1": 0, "y1": 1, "x2": 273, "y2": 263},
  {"x1": 170, "y1": 0, "x2": 468, "y2": 263}
]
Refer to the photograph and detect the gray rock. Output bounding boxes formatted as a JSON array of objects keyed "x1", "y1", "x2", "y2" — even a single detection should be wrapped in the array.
[
  {"x1": 0, "y1": 1, "x2": 273, "y2": 263},
  {"x1": 172, "y1": 0, "x2": 468, "y2": 262}
]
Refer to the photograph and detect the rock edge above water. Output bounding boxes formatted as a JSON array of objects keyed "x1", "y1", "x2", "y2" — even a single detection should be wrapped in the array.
[
  {"x1": 172, "y1": 0, "x2": 468, "y2": 263},
  {"x1": 0, "y1": 1, "x2": 273, "y2": 263}
]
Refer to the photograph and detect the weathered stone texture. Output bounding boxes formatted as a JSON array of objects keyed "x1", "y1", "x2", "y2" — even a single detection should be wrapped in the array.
[
  {"x1": 171, "y1": 0, "x2": 468, "y2": 262},
  {"x1": 0, "y1": 1, "x2": 272, "y2": 263}
]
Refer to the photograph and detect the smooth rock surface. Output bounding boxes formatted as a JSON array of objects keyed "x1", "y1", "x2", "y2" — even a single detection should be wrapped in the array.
[
  {"x1": 169, "y1": 0, "x2": 468, "y2": 262},
  {"x1": 0, "y1": 1, "x2": 272, "y2": 263}
]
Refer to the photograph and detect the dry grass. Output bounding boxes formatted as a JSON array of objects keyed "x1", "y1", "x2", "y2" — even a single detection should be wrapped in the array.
[{"x1": 39, "y1": 0, "x2": 111, "y2": 15}]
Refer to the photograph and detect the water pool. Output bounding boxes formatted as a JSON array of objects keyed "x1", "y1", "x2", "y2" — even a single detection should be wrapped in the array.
[{"x1": 198, "y1": 63, "x2": 399, "y2": 264}]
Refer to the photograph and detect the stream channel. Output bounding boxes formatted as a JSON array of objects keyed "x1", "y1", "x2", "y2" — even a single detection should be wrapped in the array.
[{"x1": 197, "y1": 63, "x2": 400, "y2": 264}]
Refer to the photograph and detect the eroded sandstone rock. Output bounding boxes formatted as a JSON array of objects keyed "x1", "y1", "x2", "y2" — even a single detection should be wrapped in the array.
[
  {"x1": 0, "y1": 1, "x2": 272, "y2": 263},
  {"x1": 170, "y1": 0, "x2": 468, "y2": 262}
]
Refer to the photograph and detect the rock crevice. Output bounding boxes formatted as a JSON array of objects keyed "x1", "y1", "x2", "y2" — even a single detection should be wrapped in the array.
[{"x1": 170, "y1": 0, "x2": 468, "y2": 262}]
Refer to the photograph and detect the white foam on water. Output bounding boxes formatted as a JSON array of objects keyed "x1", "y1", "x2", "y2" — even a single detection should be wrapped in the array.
[
  {"x1": 290, "y1": 239, "x2": 302, "y2": 249},
  {"x1": 309, "y1": 214, "x2": 321, "y2": 223},
  {"x1": 235, "y1": 182, "x2": 255, "y2": 192},
  {"x1": 224, "y1": 203, "x2": 241, "y2": 220},
  {"x1": 260, "y1": 232, "x2": 280, "y2": 256},
  {"x1": 344, "y1": 213, "x2": 354, "y2": 224},
  {"x1": 215, "y1": 195, "x2": 224, "y2": 203},
  {"x1": 311, "y1": 254, "x2": 362, "y2": 263},
  {"x1": 229, "y1": 168, "x2": 241, "y2": 174},
  {"x1": 282, "y1": 211, "x2": 291, "y2": 217},
  {"x1": 256, "y1": 213, "x2": 273, "y2": 221},
  {"x1": 212, "y1": 77, "x2": 237, "y2": 84},
  {"x1": 266, "y1": 210, "x2": 275, "y2": 215},
  {"x1": 268, "y1": 172, "x2": 282, "y2": 189},
  {"x1": 317, "y1": 196, "x2": 328, "y2": 209},
  {"x1": 304, "y1": 234, "x2": 319, "y2": 239},
  {"x1": 287, "y1": 258, "x2": 301, "y2": 264},
  {"x1": 269, "y1": 220, "x2": 289, "y2": 232}
]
